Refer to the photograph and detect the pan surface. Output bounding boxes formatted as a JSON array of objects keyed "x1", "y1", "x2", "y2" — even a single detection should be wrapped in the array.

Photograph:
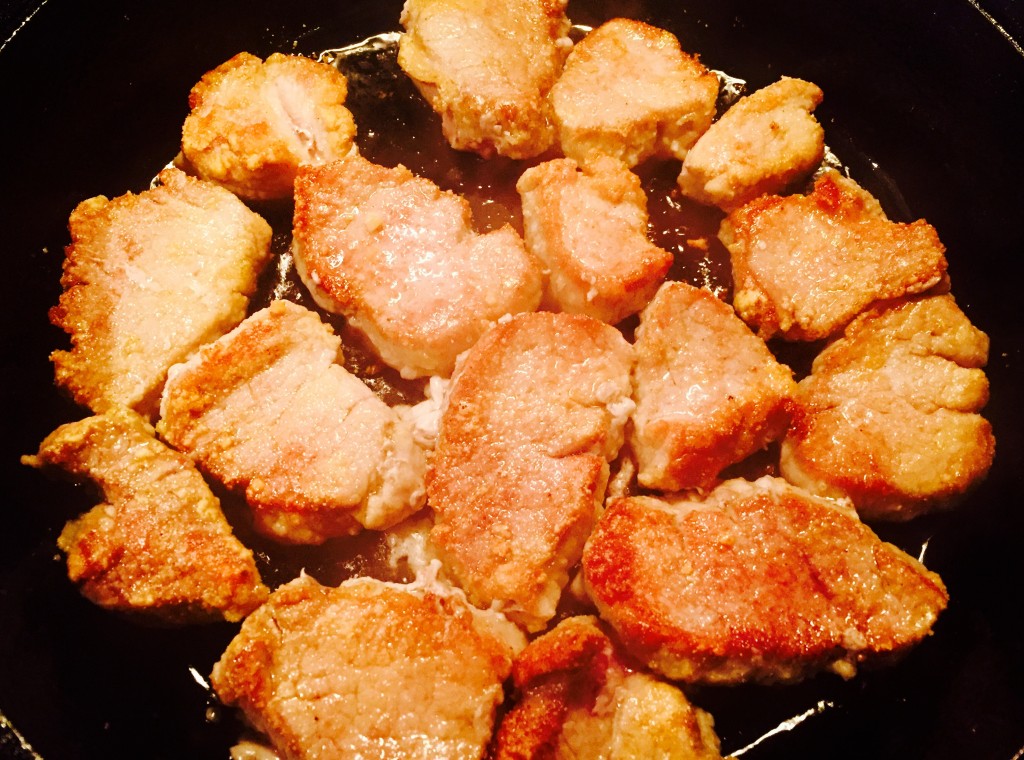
[{"x1": 2, "y1": 0, "x2": 1023, "y2": 758}]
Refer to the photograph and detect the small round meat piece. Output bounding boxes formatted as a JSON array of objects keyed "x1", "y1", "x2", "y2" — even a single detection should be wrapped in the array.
[
  {"x1": 398, "y1": 0, "x2": 572, "y2": 159},
  {"x1": 551, "y1": 18, "x2": 719, "y2": 168},
  {"x1": 781, "y1": 293, "x2": 995, "y2": 520},
  {"x1": 211, "y1": 573, "x2": 526, "y2": 760},
  {"x1": 516, "y1": 155, "x2": 673, "y2": 324},
  {"x1": 631, "y1": 281, "x2": 796, "y2": 491},
  {"x1": 22, "y1": 408, "x2": 268, "y2": 623},
  {"x1": 494, "y1": 616, "x2": 722, "y2": 760},
  {"x1": 181, "y1": 52, "x2": 356, "y2": 201},
  {"x1": 582, "y1": 477, "x2": 949, "y2": 685},
  {"x1": 678, "y1": 77, "x2": 825, "y2": 211}
]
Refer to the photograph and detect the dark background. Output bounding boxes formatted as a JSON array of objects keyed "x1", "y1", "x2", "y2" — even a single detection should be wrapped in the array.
[{"x1": 2, "y1": 0, "x2": 1023, "y2": 758}]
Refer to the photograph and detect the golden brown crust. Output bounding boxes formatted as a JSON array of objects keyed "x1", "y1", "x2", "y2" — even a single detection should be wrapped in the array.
[
  {"x1": 181, "y1": 52, "x2": 356, "y2": 200},
  {"x1": 631, "y1": 281, "x2": 797, "y2": 490},
  {"x1": 781, "y1": 293, "x2": 995, "y2": 520},
  {"x1": 722, "y1": 169, "x2": 948, "y2": 341},
  {"x1": 582, "y1": 478, "x2": 949, "y2": 684},
  {"x1": 494, "y1": 616, "x2": 722, "y2": 760},
  {"x1": 398, "y1": 0, "x2": 572, "y2": 159},
  {"x1": 23, "y1": 407, "x2": 268, "y2": 622},
  {"x1": 516, "y1": 156, "x2": 673, "y2": 324},
  {"x1": 679, "y1": 76, "x2": 825, "y2": 210},
  {"x1": 551, "y1": 18, "x2": 719, "y2": 168},
  {"x1": 427, "y1": 312, "x2": 634, "y2": 631},
  {"x1": 50, "y1": 168, "x2": 272, "y2": 418},
  {"x1": 212, "y1": 574, "x2": 525, "y2": 760}
]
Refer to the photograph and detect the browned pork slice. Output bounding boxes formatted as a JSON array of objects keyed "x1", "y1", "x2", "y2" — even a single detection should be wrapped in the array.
[
  {"x1": 722, "y1": 169, "x2": 948, "y2": 341},
  {"x1": 516, "y1": 156, "x2": 674, "y2": 324},
  {"x1": 428, "y1": 312, "x2": 634, "y2": 631},
  {"x1": 22, "y1": 407, "x2": 268, "y2": 622},
  {"x1": 678, "y1": 77, "x2": 825, "y2": 211},
  {"x1": 781, "y1": 293, "x2": 995, "y2": 521},
  {"x1": 631, "y1": 282, "x2": 796, "y2": 491},
  {"x1": 550, "y1": 18, "x2": 719, "y2": 168},
  {"x1": 180, "y1": 52, "x2": 356, "y2": 201},
  {"x1": 292, "y1": 153, "x2": 543, "y2": 379},
  {"x1": 211, "y1": 573, "x2": 526, "y2": 760},
  {"x1": 494, "y1": 616, "x2": 722, "y2": 760},
  {"x1": 398, "y1": 0, "x2": 572, "y2": 159},
  {"x1": 51, "y1": 168, "x2": 273, "y2": 418},
  {"x1": 582, "y1": 477, "x2": 949, "y2": 684},
  {"x1": 158, "y1": 300, "x2": 427, "y2": 544}
]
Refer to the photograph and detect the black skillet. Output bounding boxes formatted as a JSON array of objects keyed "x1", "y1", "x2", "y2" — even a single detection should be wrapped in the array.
[{"x1": 2, "y1": 0, "x2": 1023, "y2": 757}]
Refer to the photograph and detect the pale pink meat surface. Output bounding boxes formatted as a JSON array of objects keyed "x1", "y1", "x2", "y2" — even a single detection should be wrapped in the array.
[
  {"x1": 158, "y1": 300, "x2": 427, "y2": 544},
  {"x1": 50, "y1": 168, "x2": 273, "y2": 418},
  {"x1": 517, "y1": 155, "x2": 674, "y2": 324},
  {"x1": 551, "y1": 18, "x2": 718, "y2": 168},
  {"x1": 292, "y1": 153, "x2": 543, "y2": 379}
]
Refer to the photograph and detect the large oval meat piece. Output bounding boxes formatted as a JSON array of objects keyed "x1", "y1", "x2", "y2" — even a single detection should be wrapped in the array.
[
  {"x1": 582, "y1": 477, "x2": 949, "y2": 684},
  {"x1": 428, "y1": 311, "x2": 634, "y2": 631}
]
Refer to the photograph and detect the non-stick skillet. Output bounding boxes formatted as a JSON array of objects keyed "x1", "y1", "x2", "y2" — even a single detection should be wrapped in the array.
[{"x1": 2, "y1": 0, "x2": 1023, "y2": 758}]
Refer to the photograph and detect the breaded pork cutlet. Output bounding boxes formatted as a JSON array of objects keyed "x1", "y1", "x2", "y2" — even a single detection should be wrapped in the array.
[
  {"x1": 550, "y1": 18, "x2": 719, "y2": 168},
  {"x1": 782, "y1": 293, "x2": 995, "y2": 521},
  {"x1": 158, "y1": 300, "x2": 427, "y2": 545},
  {"x1": 428, "y1": 312, "x2": 634, "y2": 631},
  {"x1": 22, "y1": 408, "x2": 268, "y2": 623},
  {"x1": 292, "y1": 152, "x2": 543, "y2": 379},
  {"x1": 678, "y1": 77, "x2": 825, "y2": 211},
  {"x1": 180, "y1": 52, "x2": 356, "y2": 201},
  {"x1": 516, "y1": 155, "x2": 674, "y2": 324},
  {"x1": 211, "y1": 573, "x2": 525, "y2": 760},
  {"x1": 722, "y1": 169, "x2": 949, "y2": 341},
  {"x1": 398, "y1": 0, "x2": 572, "y2": 159},
  {"x1": 631, "y1": 281, "x2": 796, "y2": 492},
  {"x1": 583, "y1": 477, "x2": 949, "y2": 685},
  {"x1": 51, "y1": 168, "x2": 272, "y2": 418},
  {"x1": 494, "y1": 616, "x2": 722, "y2": 760}
]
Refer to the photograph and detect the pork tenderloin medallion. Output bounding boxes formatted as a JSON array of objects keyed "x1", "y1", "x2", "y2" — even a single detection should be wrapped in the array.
[
  {"x1": 781, "y1": 293, "x2": 995, "y2": 520},
  {"x1": 428, "y1": 311, "x2": 634, "y2": 631},
  {"x1": 23, "y1": 407, "x2": 268, "y2": 623},
  {"x1": 51, "y1": 167, "x2": 273, "y2": 418},
  {"x1": 292, "y1": 152, "x2": 543, "y2": 379},
  {"x1": 722, "y1": 169, "x2": 948, "y2": 342},
  {"x1": 582, "y1": 477, "x2": 949, "y2": 684},
  {"x1": 158, "y1": 300, "x2": 427, "y2": 544},
  {"x1": 181, "y1": 51, "x2": 357, "y2": 201},
  {"x1": 631, "y1": 281, "x2": 796, "y2": 491},
  {"x1": 398, "y1": 0, "x2": 572, "y2": 159},
  {"x1": 211, "y1": 573, "x2": 526, "y2": 760}
]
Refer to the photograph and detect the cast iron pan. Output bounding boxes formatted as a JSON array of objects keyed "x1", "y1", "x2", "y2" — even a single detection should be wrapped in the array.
[{"x1": 2, "y1": 0, "x2": 1023, "y2": 758}]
